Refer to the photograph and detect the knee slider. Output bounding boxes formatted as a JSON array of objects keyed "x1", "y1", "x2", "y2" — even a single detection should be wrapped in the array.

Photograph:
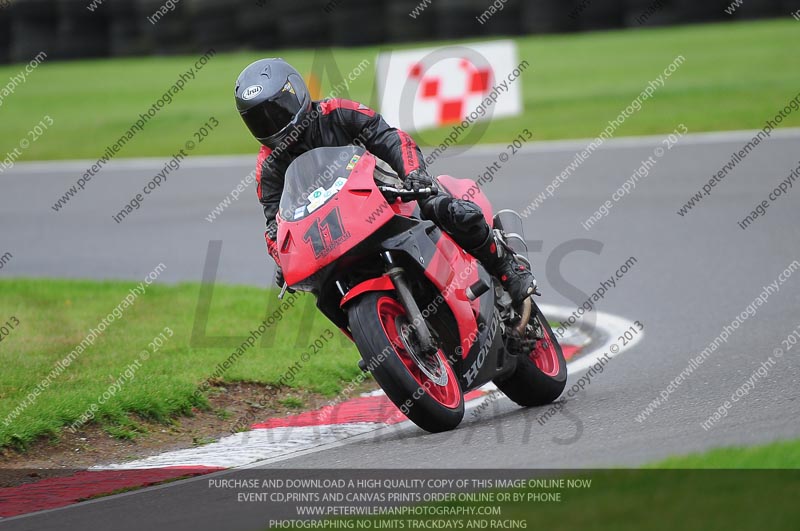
[
  {"x1": 448, "y1": 199, "x2": 485, "y2": 228},
  {"x1": 445, "y1": 199, "x2": 490, "y2": 247},
  {"x1": 420, "y1": 196, "x2": 489, "y2": 248}
]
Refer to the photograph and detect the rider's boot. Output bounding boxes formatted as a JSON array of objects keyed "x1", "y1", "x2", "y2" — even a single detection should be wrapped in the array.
[
  {"x1": 418, "y1": 192, "x2": 536, "y2": 304},
  {"x1": 469, "y1": 231, "x2": 536, "y2": 305}
]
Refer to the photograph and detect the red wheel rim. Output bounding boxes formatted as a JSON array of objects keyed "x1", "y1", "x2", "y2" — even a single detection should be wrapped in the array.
[
  {"x1": 376, "y1": 296, "x2": 462, "y2": 409},
  {"x1": 529, "y1": 317, "x2": 561, "y2": 377}
]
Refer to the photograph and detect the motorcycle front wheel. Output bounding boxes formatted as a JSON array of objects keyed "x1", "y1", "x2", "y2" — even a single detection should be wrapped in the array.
[
  {"x1": 347, "y1": 292, "x2": 464, "y2": 433},
  {"x1": 494, "y1": 301, "x2": 567, "y2": 406}
]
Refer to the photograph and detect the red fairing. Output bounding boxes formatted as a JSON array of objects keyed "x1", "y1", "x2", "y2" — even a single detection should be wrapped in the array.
[
  {"x1": 339, "y1": 275, "x2": 395, "y2": 308},
  {"x1": 391, "y1": 199, "x2": 418, "y2": 217},
  {"x1": 277, "y1": 152, "x2": 395, "y2": 286},
  {"x1": 436, "y1": 175, "x2": 494, "y2": 228},
  {"x1": 423, "y1": 233, "x2": 481, "y2": 358}
]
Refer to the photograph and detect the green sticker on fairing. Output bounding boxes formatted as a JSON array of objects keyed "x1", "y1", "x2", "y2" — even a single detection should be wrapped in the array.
[{"x1": 345, "y1": 155, "x2": 361, "y2": 171}]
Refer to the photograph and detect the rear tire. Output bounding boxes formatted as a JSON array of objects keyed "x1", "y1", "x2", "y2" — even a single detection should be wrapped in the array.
[
  {"x1": 347, "y1": 292, "x2": 464, "y2": 433},
  {"x1": 495, "y1": 302, "x2": 567, "y2": 406}
]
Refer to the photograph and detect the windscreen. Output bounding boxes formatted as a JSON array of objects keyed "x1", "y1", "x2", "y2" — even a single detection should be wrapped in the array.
[{"x1": 279, "y1": 146, "x2": 366, "y2": 221}]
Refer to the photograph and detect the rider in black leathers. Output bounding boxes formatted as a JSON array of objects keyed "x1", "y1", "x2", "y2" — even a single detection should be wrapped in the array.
[{"x1": 234, "y1": 58, "x2": 535, "y2": 304}]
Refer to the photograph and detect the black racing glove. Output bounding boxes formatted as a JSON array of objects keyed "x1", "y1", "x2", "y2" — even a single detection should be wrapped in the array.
[
  {"x1": 274, "y1": 266, "x2": 295, "y2": 293},
  {"x1": 404, "y1": 168, "x2": 433, "y2": 191},
  {"x1": 265, "y1": 219, "x2": 279, "y2": 245}
]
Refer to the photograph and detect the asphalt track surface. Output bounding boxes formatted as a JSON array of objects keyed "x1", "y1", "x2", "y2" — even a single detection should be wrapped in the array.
[{"x1": 1, "y1": 130, "x2": 799, "y2": 530}]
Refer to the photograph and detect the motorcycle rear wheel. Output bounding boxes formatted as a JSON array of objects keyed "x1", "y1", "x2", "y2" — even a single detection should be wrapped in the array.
[
  {"x1": 494, "y1": 301, "x2": 567, "y2": 406},
  {"x1": 347, "y1": 292, "x2": 464, "y2": 433}
]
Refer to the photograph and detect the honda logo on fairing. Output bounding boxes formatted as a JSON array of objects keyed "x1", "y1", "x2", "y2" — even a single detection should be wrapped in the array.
[
  {"x1": 462, "y1": 315, "x2": 498, "y2": 386},
  {"x1": 242, "y1": 85, "x2": 263, "y2": 100}
]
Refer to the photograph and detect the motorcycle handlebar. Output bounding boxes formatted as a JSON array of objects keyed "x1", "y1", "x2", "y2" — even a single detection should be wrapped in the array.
[{"x1": 377, "y1": 185, "x2": 438, "y2": 202}]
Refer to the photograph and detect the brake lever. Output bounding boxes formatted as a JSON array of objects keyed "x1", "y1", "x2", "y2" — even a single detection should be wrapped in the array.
[{"x1": 417, "y1": 187, "x2": 438, "y2": 198}]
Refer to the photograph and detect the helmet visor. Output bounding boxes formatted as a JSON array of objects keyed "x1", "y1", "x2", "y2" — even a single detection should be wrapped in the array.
[{"x1": 242, "y1": 89, "x2": 303, "y2": 140}]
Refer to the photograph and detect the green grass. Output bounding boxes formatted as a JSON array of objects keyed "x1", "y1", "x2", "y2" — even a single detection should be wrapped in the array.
[
  {"x1": 486, "y1": 469, "x2": 800, "y2": 531},
  {"x1": 0, "y1": 279, "x2": 360, "y2": 450},
  {"x1": 1, "y1": 19, "x2": 798, "y2": 161},
  {"x1": 514, "y1": 438, "x2": 800, "y2": 529},
  {"x1": 650, "y1": 437, "x2": 800, "y2": 468},
  {"x1": 280, "y1": 396, "x2": 305, "y2": 409},
  {"x1": 322, "y1": 440, "x2": 800, "y2": 531}
]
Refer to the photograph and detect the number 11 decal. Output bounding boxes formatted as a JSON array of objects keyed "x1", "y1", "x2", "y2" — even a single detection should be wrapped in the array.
[{"x1": 303, "y1": 206, "x2": 350, "y2": 259}]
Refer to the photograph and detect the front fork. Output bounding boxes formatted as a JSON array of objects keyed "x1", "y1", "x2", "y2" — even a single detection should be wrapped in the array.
[{"x1": 382, "y1": 251, "x2": 439, "y2": 356}]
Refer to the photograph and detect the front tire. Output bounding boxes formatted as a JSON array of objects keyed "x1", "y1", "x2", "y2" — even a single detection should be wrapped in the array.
[
  {"x1": 347, "y1": 292, "x2": 464, "y2": 433},
  {"x1": 495, "y1": 302, "x2": 567, "y2": 406}
]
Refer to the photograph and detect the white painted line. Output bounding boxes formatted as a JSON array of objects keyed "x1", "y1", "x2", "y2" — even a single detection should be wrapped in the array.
[
  {"x1": 93, "y1": 424, "x2": 382, "y2": 470},
  {"x1": 3, "y1": 155, "x2": 258, "y2": 174},
  {"x1": 6, "y1": 128, "x2": 800, "y2": 174},
  {"x1": 95, "y1": 305, "x2": 640, "y2": 471},
  {"x1": 540, "y1": 304, "x2": 643, "y2": 374},
  {"x1": 492, "y1": 127, "x2": 800, "y2": 154},
  {"x1": 554, "y1": 323, "x2": 592, "y2": 348},
  {"x1": 244, "y1": 306, "x2": 643, "y2": 468}
]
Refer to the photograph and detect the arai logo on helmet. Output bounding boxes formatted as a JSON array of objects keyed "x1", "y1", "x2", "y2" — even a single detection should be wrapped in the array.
[{"x1": 242, "y1": 85, "x2": 263, "y2": 100}]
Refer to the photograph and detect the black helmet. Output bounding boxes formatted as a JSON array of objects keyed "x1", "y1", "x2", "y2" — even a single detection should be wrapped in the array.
[{"x1": 235, "y1": 58, "x2": 312, "y2": 149}]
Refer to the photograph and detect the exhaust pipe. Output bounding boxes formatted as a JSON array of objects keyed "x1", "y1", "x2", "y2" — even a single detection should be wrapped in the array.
[{"x1": 515, "y1": 297, "x2": 532, "y2": 336}]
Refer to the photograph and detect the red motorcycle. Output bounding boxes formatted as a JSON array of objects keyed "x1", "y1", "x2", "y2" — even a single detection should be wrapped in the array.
[{"x1": 277, "y1": 146, "x2": 566, "y2": 432}]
